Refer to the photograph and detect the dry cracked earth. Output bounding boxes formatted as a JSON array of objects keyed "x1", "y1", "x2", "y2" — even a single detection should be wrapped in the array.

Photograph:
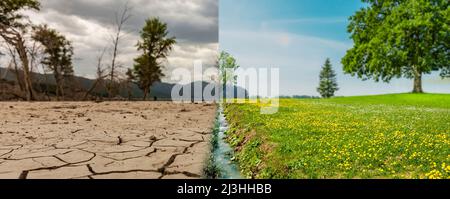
[{"x1": 0, "y1": 102, "x2": 216, "y2": 179}]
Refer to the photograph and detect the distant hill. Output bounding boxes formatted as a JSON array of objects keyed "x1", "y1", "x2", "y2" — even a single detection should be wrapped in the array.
[
  {"x1": 172, "y1": 81, "x2": 248, "y2": 101},
  {"x1": 0, "y1": 67, "x2": 248, "y2": 101}
]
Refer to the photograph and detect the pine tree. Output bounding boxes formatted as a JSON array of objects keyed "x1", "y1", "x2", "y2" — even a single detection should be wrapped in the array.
[
  {"x1": 128, "y1": 17, "x2": 176, "y2": 100},
  {"x1": 317, "y1": 58, "x2": 339, "y2": 98}
]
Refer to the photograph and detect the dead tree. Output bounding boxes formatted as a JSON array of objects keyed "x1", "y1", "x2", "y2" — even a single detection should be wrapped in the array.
[
  {"x1": 84, "y1": 48, "x2": 108, "y2": 100},
  {"x1": 107, "y1": 1, "x2": 132, "y2": 98}
]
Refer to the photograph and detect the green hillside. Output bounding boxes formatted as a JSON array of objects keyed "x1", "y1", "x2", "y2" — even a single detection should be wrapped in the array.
[{"x1": 326, "y1": 94, "x2": 450, "y2": 109}]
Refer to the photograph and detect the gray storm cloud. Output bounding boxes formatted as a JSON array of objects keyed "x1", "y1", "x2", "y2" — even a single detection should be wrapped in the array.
[
  {"x1": 40, "y1": 0, "x2": 218, "y2": 44},
  {"x1": 23, "y1": 0, "x2": 218, "y2": 80}
]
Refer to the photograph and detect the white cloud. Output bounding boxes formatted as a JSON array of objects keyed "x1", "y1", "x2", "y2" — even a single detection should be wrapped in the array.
[
  {"x1": 220, "y1": 29, "x2": 449, "y2": 96},
  {"x1": 220, "y1": 29, "x2": 351, "y2": 96}
]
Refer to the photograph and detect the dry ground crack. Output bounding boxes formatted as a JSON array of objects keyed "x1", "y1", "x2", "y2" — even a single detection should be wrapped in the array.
[{"x1": 0, "y1": 102, "x2": 216, "y2": 179}]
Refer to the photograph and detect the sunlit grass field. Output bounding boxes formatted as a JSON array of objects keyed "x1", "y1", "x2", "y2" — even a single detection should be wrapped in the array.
[{"x1": 224, "y1": 94, "x2": 450, "y2": 179}]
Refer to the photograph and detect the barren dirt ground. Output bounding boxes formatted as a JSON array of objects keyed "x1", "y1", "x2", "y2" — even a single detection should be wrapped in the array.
[{"x1": 0, "y1": 102, "x2": 216, "y2": 179}]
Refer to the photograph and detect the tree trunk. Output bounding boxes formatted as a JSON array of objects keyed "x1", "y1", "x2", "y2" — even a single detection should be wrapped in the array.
[
  {"x1": 60, "y1": 81, "x2": 65, "y2": 100},
  {"x1": 16, "y1": 39, "x2": 35, "y2": 101},
  {"x1": 56, "y1": 78, "x2": 65, "y2": 100},
  {"x1": 413, "y1": 70, "x2": 423, "y2": 93},
  {"x1": 108, "y1": 3, "x2": 131, "y2": 98},
  {"x1": 55, "y1": 73, "x2": 65, "y2": 101},
  {"x1": 8, "y1": 49, "x2": 25, "y2": 91},
  {"x1": 12, "y1": 61, "x2": 25, "y2": 91},
  {"x1": 54, "y1": 72, "x2": 60, "y2": 101},
  {"x1": 109, "y1": 37, "x2": 118, "y2": 98},
  {"x1": 83, "y1": 79, "x2": 99, "y2": 101},
  {"x1": 143, "y1": 87, "x2": 149, "y2": 101},
  {"x1": 127, "y1": 83, "x2": 132, "y2": 100}
]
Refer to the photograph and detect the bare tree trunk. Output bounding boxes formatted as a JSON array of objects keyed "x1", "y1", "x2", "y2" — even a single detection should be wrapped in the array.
[
  {"x1": 85, "y1": 48, "x2": 107, "y2": 101},
  {"x1": 54, "y1": 72, "x2": 59, "y2": 100},
  {"x1": 54, "y1": 72, "x2": 65, "y2": 101},
  {"x1": 83, "y1": 79, "x2": 99, "y2": 101},
  {"x1": 143, "y1": 87, "x2": 149, "y2": 100},
  {"x1": 6, "y1": 45, "x2": 25, "y2": 91},
  {"x1": 40, "y1": 64, "x2": 51, "y2": 101},
  {"x1": 127, "y1": 82, "x2": 132, "y2": 100},
  {"x1": 413, "y1": 71, "x2": 423, "y2": 93},
  {"x1": 108, "y1": 30, "x2": 119, "y2": 98},
  {"x1": 108, "y1": 2, "x2": 132, "y2": 98},
  {"x1": 16, "y1": 38, "x2": 35, "y2": 101},
  {"x1": 12, "y1": 58, "x2": 24, "y2": 91},
  {"x1": 0, "y1": 25, "x2": 35, "y2": 100},
  {"x1": 108, "y1": 33, "x2": 119, "y2": 98}
]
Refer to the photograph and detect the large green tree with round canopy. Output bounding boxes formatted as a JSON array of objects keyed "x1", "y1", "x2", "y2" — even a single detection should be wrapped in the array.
[{"x1": 342, "y1": 0, "x2": 449, "y2": 93}]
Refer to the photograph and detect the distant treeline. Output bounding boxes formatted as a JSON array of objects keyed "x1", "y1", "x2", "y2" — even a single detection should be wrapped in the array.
[
  {"x1": 248, "y1": 95, "x2": 320, "y2": 99},
  {"x1": 279, "y1": 95, "x2": 320, "y2": 99}
]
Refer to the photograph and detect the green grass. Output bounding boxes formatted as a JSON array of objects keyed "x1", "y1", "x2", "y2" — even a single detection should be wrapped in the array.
[
  {"x1": 225, "y1": 93, "x2": 450, "y2": 179},
  {"x1": 327, "y1": 93, "x2": 450, "y2": 109}
]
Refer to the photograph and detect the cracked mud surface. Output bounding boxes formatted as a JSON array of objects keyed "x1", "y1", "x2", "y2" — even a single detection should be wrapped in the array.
[{"x1": 0, "y1": 102, "x2": 216, "y2": 179}]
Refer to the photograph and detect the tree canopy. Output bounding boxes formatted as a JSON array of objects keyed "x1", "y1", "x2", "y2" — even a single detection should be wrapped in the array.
[
  {"x1": 0, "y1": 0, "x2": 41, "y2": 101},
  {"x1": 33, "y1": 25, "x2": 73, "y2": 74},
  {"x1": 128, "y1": 17, "x2": 176, "y2": 100},
  {"x1": 218, "y1": 51, "x2": 240, "y2": 85},
  {"x1": 0, "y1": 0, "x2": 40, "y2": 28},
  {"x1": 342, "y1": 0, "x2": 449, "y2": 93},
  {"x1": 32, "y1": 24, "x2": 74, "y2": 99}
]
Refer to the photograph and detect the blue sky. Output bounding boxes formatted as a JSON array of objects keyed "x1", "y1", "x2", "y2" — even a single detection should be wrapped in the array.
[{"x1": 220, "y1": 0, "x2": 450, "y2": 96}]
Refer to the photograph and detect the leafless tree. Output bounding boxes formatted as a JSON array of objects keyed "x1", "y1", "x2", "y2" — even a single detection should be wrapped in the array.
[
  {"x1": 84, "y1": 48, "x2": 108, "y2": 100},
  {"x1": 107, "y1": 1, "x2": 132, "y2": 98}
]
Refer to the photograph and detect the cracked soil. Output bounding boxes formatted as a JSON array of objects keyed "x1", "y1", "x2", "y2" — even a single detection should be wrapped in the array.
[{"x1": 0, "y1": 102, "x2": 216, "y2": 179}]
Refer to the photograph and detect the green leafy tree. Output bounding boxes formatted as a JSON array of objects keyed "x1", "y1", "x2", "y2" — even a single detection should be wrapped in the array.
[
  {"x1": 32, "y1": 25, "x2": 74, "y2": 100},
  {"x1": 128, "y1": 17, "x2": 176, "y2": 100},
  {"x1": 218, "y1": 51, "x2": 240, "y2": 100},
  {"x1": 218, "y1": 51, "x2": 240, "y2": 85},
  {"x1": 0, "y1": 0, "x2": 41, "y2": 100},
  {"x1": 342, "y1": 0, "x2": 449, "y2": 93},
  {"x1": 317, "y1": 58, "x2": 339, "y2": 98}
]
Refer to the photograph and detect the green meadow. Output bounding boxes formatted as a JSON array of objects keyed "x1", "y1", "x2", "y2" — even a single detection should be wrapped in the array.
[{"x1": 224, "y1": 94, "x2": 450, "y2": 179}]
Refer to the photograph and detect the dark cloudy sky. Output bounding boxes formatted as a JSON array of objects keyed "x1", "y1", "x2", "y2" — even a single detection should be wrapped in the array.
[{"x1": 24, "y1": 0, "x2": 218, "y2": 80}]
